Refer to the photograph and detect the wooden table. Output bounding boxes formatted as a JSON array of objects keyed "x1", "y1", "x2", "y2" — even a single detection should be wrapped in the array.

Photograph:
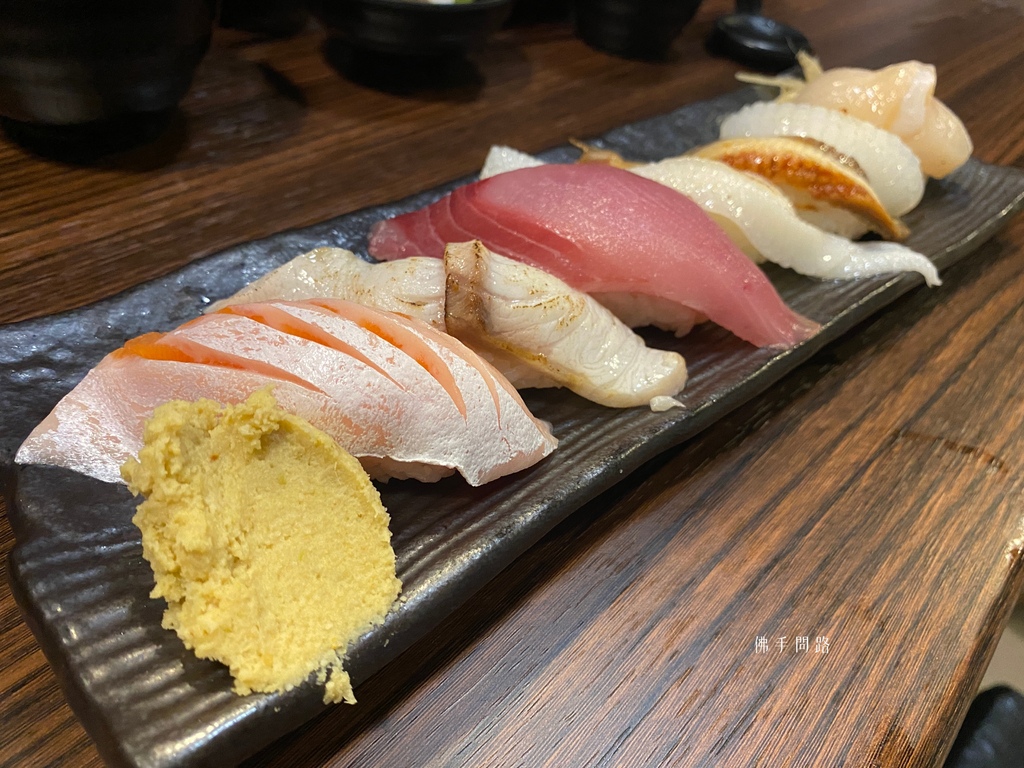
[{"x1": 3, "y1": 0, "x2": 1024, "y2": 765}]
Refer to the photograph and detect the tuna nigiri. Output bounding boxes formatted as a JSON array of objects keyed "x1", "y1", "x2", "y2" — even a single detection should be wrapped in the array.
[
  {"x1": 369, "y1": 164, "x2": 819, "y2": 349},
  {"x1": 16, "y1": 300, "x2": 557, "y2": 487},
  {"x1": 483, "y1": 146, "x2": 939, "y2": 285}
]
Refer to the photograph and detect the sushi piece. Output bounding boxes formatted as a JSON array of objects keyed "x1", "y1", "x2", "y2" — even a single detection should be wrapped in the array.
[
  {"x1": 479, "y1": 145, "x2": 939, "y2": 285},
  {"x1": 369, "y1": 163, "x2": 819, "y2": 349},
  {"x1": 195, "y1": 232, "x2": 689, "y2": 408},
  {"x1": 741, "y1": 53, "x2": 972, "y2": 178},
  {"x1": 481, "y1": 145, "x2": 545, "y2": 179},
  {"x1": 16, "y1": 300, "x2": 557, "y2": 487},
  {"x1": 633, "y1": 157, "x2": 940, "y2": 285},
  {"x1": 692, "y1": 137, "x2": 909, "y2": 241},
  {"x1": 444, "y1": 241, "x2": 688, "y2": 408},
  {"x1": 207, "y1": 247, "x2": 446, "y2": 329},
  {"x1": 718, "y1": 101, "x2": 925, "y2": 217}
]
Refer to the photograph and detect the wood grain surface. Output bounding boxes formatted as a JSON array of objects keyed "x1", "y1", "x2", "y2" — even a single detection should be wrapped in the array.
[{"x1": 2, "y1": 0, "x2": 1024, "y2": 765}]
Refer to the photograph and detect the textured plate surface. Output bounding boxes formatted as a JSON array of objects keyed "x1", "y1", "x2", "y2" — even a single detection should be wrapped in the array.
[{"x1": 3, "y1": 87, "x2": 1024, "y2": 768}]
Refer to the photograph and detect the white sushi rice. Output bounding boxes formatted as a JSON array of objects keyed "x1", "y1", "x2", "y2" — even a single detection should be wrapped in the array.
[
  {"x1": 649, "y1": 396, "x2": 684, "y2": 412},
  {"x1": 480, "y1": 145, "x2": 545, "y2": 179}
]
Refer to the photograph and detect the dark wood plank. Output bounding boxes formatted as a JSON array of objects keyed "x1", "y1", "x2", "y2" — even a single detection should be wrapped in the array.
[{"x1": 2, "y1": 0, "x2": 1024, "y2": 765}]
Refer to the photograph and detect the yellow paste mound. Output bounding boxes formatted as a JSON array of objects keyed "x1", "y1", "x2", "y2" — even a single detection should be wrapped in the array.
[{"x1": 121, "y1": 389, "x2": 401, "y2": 704}]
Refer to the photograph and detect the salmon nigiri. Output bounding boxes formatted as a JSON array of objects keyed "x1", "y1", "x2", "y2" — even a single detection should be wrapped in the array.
[
  {"x1": 16, "y1": 300, "x2": 557, "y2": 487},
  {"x1": 368, "y1": 164, "x2": 818, "y2": 349}
]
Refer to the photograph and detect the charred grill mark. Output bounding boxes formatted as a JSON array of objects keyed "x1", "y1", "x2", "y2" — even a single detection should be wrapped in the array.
[{"x1": 711, "y1": 147, "x2": 909, "y2": 240}]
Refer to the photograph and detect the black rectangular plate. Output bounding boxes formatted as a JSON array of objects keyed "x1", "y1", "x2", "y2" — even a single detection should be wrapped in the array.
[{"x1": 4, "y1": 87, "x2": 1024, "y2": 768}]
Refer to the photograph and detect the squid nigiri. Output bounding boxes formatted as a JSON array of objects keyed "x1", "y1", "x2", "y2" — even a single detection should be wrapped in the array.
[
  {"x1": 633, "y1": 157, "x2": 940, "y2": 285},
  {"x1": 369, "y1": 163, "x2": 819, "y2": 349},
  {"x1": 16, "y1": 300, "x2": 557, "y2": 487},
  {"x1": 481, "y1": 145, "x2": 545, "y2": 180}
]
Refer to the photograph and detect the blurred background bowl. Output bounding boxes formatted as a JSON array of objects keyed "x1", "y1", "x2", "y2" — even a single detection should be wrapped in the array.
[
  {"x1": 308, "y1": 0, "x2": 514, "y2": 59},
  {"x1": 573, "y1": 0, "x2": 704, "y2": 60},
  {"x1": 219, "y1": 0, "x2": 308, "y2": 38},
  {"x1": 0, "y1": 0, "x2": 214, "y2": 156},
  {"x1": 505, "y1": 0, "x2": 571, "y2": 25}
]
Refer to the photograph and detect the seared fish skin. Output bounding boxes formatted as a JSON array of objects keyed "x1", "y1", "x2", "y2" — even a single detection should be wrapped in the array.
[{"x1": 445, "y1": 241, "x2": 687, "y2": 408}]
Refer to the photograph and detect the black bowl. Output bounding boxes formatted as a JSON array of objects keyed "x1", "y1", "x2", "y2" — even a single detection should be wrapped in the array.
[
  {"x1": 573, "y1": 0, "x2": 704, "y2": 60},
  {"x1": 707, "y1": 12, "x2": 811, "y2": 72},
  {"x1": 0, "y1": 0, "x2": 214, "y2": 156},
  {"x1": 308, "y1": 0, "x2": 515, "y2": 59}
]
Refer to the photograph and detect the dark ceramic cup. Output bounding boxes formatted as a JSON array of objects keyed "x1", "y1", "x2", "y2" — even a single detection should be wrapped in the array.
[
  {"x1": 0, "y1": 0, "x2": 214, "y2": 155},
  {"x1": 574, "y1": 0, "x2": 704, "y2": 60}
]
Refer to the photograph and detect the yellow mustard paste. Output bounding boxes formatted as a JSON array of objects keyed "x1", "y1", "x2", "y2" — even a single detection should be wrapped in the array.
[{"x1": 121, "y1": 389, "x2": 401, "y2": 704}]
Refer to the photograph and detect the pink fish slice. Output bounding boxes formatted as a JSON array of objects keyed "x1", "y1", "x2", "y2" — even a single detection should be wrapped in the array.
[
  {"x1": 16, "y1": 300, "x2": 557, "y2": 487},
  {"x1": 369, "y1": 163, "x2": 819, "y2": 348}
]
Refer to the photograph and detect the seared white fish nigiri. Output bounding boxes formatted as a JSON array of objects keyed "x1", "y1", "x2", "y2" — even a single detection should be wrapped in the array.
[
  {"x1": 16, "y1": 300, "x2": 557, "y2": 486},
  {"x1": 693, "y1": 137, "x2": 908, "y2": 241},
  {"x1": 444, "y1": 241, "x2": 688, "y2": 408},
  {"x1": 719, "y1": 101, "x2": 925, "y2": 217},
  {"x1": 210, "y1": 237, "x2": 690, "y2": 408},
  {"x1": 633, "y1": 157, "x2": 940, "y2": 286},
  {"x1": 208, "y1": 247, "x2": 446, "y2": 329}
]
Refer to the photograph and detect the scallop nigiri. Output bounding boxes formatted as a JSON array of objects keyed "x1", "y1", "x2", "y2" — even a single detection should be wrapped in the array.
[
  {"x1": 16, "y1": 300, "x2": 557, "y2": 486},
  {"x1": 742, "y1": 53, "x2": 972, "y2": 178},
  {"x1": 369, "y1": 163, "x2": 819, "y2": 349}
]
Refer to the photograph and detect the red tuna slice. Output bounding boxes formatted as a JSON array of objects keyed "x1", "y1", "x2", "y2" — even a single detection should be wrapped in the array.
[{"x1": 369, "y1": 164, "x2": 819, "y2": 348}]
